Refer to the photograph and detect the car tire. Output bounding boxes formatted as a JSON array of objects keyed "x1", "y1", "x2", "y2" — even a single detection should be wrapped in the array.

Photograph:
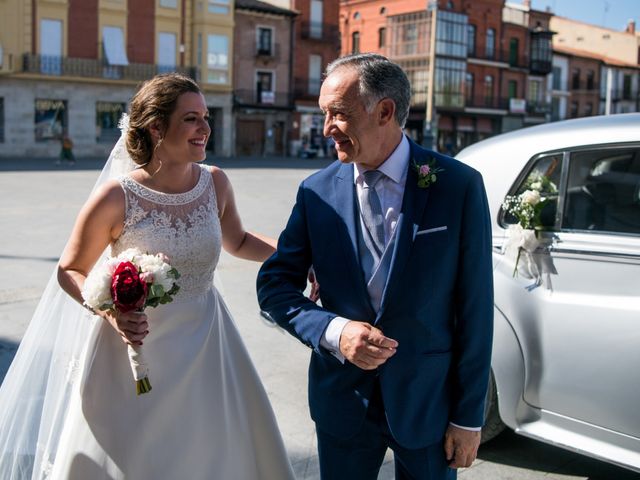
[{"x1": 481, "y1": 371, "x2": 506, "y2": 443}]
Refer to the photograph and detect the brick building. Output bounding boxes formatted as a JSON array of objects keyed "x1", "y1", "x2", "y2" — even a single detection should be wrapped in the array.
[
  {"x1": 233, "y1": 0, "x2": 297, "y2": 156},
  {"x1": 339, "y1": 0, "x2": 554, "y2": 154},
  {"x1": 0, "y1": 0, "x2": 234, "y2": 158}
]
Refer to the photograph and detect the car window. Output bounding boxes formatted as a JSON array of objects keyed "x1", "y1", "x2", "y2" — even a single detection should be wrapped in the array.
[
  {"x1": 563, "y1": 146, "x2": 640, "y2": 235},
  {"x1": 502, "y1": 153, "x2": 562, "y2": 229}
]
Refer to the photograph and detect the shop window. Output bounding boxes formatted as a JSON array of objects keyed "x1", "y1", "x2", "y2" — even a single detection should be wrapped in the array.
[
  {"x1": 35, "y1": 99, "x2": 67, "y2": 142},
  {"x1": 96, "y1": 102, "x2": 126, "y2": 143}
]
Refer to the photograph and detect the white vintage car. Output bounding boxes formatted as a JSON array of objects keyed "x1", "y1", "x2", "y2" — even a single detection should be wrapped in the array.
[{"x1": 456, "y1": 113, "x2": 640, "y2": 473}]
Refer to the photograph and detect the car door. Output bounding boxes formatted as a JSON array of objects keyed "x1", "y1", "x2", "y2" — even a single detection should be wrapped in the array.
[{"x1": 524, "y1": 144, "x2": 640, "y2": 438}]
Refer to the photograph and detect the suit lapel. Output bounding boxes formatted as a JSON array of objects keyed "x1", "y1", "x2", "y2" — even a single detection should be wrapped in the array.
[
  {"x1": 333, "y1": 163, "x2": 373, "y2": 311},
  {"x1": 377, "y1": 145, "x2": 432, "y2": 318}
]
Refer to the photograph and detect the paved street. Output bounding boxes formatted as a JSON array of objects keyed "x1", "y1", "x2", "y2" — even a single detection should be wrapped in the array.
[{"x1": 0, "y1": 156, "x2": 637, "y2": 480}]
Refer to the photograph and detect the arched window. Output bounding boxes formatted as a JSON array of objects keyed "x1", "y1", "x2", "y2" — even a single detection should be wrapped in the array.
[
  {"x1": 379, "y1": 6, "x2": 386, "y2": 15},
  {"x1": 352, "y1": 31, "x2": 360, "y2": 54},
  {"x1": 353, "y1": 11, "x2": 360, "y2": 20}
]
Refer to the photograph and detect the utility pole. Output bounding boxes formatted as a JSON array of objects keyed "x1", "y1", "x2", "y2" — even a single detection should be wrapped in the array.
[{"x1": 423, "y1": 0, "x2": 438, "y2": 150}]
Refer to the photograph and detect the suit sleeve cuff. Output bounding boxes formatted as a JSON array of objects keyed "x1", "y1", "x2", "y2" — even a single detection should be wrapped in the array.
[
  {"x1": 320, "y1": 317, "x2": 350, "y2": 363},
  {"x1": 449, "y1": 422, "x2": 481, "y2": 432}
]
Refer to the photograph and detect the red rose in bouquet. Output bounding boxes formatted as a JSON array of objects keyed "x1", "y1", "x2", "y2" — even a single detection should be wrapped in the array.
[{"x1": 110, "y1": 261, "x2": 148, "y2": 312}]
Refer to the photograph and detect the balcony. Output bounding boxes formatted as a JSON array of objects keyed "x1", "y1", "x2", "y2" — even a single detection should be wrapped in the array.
[
  {"x1": 293, "y1": 77, "x2": 322, "y2": 100},
  {"x1": 570, "y1": 79, "x2": 600, "y2": 91},
  {"x1": 530, "y1": 59, "x2": 552, "y2": 75},
  {"x1": 20, "y1": 54, "x2": 198, "y2": 82},
  {"x1": 464, "y1": 94, "x2": 510, "y2": 110},
  {"x1": 234, "y1": 89, "x2": 293, "y2": 109},
  {"x1": 300, "y1": 21, "x2": 340, "y2": 44},
  {"x1": 255, "y1": 43, "x2": 281, "y2": 61}
]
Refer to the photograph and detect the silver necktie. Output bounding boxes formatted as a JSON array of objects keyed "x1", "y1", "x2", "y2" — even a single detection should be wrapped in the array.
[{"x1": 361, "y1": 170, "x2": 385, "y2": 257}]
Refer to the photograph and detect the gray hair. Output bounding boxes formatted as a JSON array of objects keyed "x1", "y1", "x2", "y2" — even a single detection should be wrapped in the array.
[{"x1": 325, "y1": 53, "x2": 411, "y2": 128}]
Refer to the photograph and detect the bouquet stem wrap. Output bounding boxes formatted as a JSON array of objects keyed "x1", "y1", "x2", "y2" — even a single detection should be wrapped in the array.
[{"x1": 128, "y1": 344, "x2": 152, "y2": 394}]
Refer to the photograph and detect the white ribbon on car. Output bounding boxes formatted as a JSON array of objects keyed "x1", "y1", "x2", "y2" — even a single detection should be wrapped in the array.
[{"x1": 504, "y1": 224, "x2": 557, "y2": 291}]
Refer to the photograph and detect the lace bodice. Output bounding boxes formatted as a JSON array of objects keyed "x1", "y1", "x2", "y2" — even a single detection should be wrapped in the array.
[{"x1": 112, "y1": 164, "x2": 221, "y2": 300}]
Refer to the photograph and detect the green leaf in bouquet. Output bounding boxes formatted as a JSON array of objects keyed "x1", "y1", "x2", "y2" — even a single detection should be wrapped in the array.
[
  {"x1": 168, "y1": 268, "x2": 181, "y2": 280},
  {"x1": 167, "y1": 284, "x2": 180, "y2": 296},
  {"x1": 148, "y1": 284, "x2": 165, "y2": 299}
]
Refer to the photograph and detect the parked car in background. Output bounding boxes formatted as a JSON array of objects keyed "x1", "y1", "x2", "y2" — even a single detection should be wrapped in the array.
[{"x1": 456, "y1": 113, "x2": 640, "y2": 473}]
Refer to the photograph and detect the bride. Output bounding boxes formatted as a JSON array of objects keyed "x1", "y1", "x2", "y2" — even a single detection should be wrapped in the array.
[{"x1": 0, "y1": 73, "x2": 295, "y2": 479}]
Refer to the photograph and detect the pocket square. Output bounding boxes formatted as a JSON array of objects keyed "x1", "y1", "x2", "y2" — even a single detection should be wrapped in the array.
[{"x1": 413, "y1": 225, "x2": 448, "y2": 239}]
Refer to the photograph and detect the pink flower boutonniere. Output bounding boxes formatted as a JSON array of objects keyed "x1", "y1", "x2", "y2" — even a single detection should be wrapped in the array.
[{"x1": 413, "y1": 159, "x2": 444, "y2": 188}]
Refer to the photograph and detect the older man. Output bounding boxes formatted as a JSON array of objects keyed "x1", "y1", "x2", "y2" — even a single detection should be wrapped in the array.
[{"x1": 257, "y1": 53, "x2": 493, "y2": 479}]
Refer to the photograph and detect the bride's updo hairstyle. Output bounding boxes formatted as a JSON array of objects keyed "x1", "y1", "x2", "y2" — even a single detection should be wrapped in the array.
[{"x1": 126, "y1": 73, "x2": 202, "y2": 165}]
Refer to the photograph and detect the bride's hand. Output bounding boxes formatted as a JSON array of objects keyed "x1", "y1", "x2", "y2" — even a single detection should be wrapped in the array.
[{"x1": 103, "y1": 310, "x2": 149, "y2": 346}]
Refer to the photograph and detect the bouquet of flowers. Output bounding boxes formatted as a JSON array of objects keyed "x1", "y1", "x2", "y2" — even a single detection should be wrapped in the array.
[
  {"x1": 502, "y1": 172, "x2": 558, "y2": 286},
  {"x1": 82, "y1": 248, "x2": 180, "y2": 395}
]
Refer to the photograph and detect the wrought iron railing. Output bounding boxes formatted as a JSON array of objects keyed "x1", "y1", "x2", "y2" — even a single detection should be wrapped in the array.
[
  {"x1": 20, "y1": 54, "x2": 199, "y2": 82},
  {"x1": 234, "y1": 89, "x2": 293, "y2": 108}
]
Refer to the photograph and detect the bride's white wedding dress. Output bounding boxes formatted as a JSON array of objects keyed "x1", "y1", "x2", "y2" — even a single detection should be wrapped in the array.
[{"x1": 49, "y1": 164, "x2": 294, "y2": 479}]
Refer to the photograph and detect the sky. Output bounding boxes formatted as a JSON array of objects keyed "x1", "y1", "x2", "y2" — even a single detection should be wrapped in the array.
[{"x1": 529, "y1": 0, "x2": 639, "y2": 31}]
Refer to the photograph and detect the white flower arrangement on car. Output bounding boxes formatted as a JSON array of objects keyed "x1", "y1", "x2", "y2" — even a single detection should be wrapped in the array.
[{"x1": 502, "y1": 172, "x2": 558, "y2": 290}]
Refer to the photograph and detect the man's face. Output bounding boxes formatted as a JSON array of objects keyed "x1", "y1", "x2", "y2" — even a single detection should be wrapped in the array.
[{"x1": 319, "y1": 67, "x2": 382, "y2": 167}]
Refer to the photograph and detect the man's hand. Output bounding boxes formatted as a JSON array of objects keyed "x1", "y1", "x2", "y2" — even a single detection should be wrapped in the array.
[
  {"x1": 339, "y1": 321, "x2": 398, "y2": 370},
  {"x1": 444, "y1": 424, "x2": 481, "y2": 469}
]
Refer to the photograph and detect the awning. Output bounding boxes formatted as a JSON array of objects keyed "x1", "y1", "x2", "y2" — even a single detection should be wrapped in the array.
[{"x1": 103, "y1": 26, "x2": 129, "y2": 66}]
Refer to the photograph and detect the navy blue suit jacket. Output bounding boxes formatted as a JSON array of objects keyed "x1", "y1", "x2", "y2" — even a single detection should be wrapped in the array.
[{"x1": 257, "y1": 139, "x2": 493, "y2": 449}]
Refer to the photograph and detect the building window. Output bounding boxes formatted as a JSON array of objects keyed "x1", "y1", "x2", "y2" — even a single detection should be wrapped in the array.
[
  {"x1": 208, "y1": 0, "x2": 230, "y2": 15},
  {"x1": 35, "y1": 99, "x2": 67, "y2": 141},
  {"x1": 353, "y1": 12, "x2": 360, "y2": 20},
  {"x1": 160, "y1": 0, "x2": 177, "y2": 7},
  {"x1": 102, "y1": 25, "x2": 129, "y2": 72},
  {"x1": 158, "y1": 32, "x2": 177, "y2": 72},
  {"x1": 623, "y1": 74, "x2": 632, "y2": 100},
  {"x1": 352, "y1": 31, "x2": 360, "y2": 54},
  {"x1": 508, "y1": 80, "x2": 517, "y2": 98},
  {"x1": 552, "y1": 66, "x2": 562, "y2": 90},
  {"x1": 434, "y1": 57, "x2": 466, "y2": 108},
  {"x1": 397, "y1": 57, "x2": 429, "y2": 105},
  {"x1": 528, "y1": 78, "x2": 542, "y2": 103},
  {"x1": 570, "y1": 101, "x2": 578, "y2": 117},
  {"x1": 206, "y1": 34, "x2": 229, "y2": 84},
  {"x1": 40, "y1": 19, "x2": 63, "y2": 75},
  {"x1": 551, "y1": 97, "x2": 561, "y2": 121},
  {"x1": 465, "y1": 72, "x2": 474, "y2": 102},
  {"x1": 308, "y1": 54, "x2": 322, "y2": 95},
  {"x1": 586, "y1": 70, "x2": 595, "y2": 90},
  {"x1": 484, "y1": 75, "x2": 494, "y2": 106},
  {"x1": 96, "y1": 102, "x2": 126, "y2": 143},
  {"x1": 509, "y1": 38, "x2": 519, "y2": 66},
  {"x1": 310, "y1": 0, "x2": 323, "y2": 39},
  {"x1": 0, "y1": 98, "x2": 4, "y2": 143},
  {"x1": 485, "y1": 28, "x2": 495, "y2": 59},
  {"x1": 197, "y1": 33, "x2": 202, "y2": 66},
  {"x1": 257, "y1": 27, "x2": 273, "y2": 56},
  {"x1": 378, "y1": 27, "x2": 387, "y2": 48},
  {"x1": 256, "y1": 71, "x2": 274, "y2": 104},
  {"x1": 436, "y1": 10, "x2": 467, "y2": 58},
  {"x1": 380, "y1": 6, "x2": 386, "y2": 14},
  {"x1": 466, "y1": 24, "x2": 476, "y2": 56},
  {"x1": 571, "y1": 68, "x2": 580, "y2": 90}
]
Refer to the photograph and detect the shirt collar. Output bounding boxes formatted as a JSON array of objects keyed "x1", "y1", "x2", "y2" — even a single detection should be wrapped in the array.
[{"x1": 353, "y1": 135, "x2": 410, "y2": 185}]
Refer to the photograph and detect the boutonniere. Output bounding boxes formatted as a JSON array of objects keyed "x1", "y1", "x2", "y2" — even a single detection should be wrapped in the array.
[{"x1": 412, "y1": 159, "x2": 444, "y2": 188}]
